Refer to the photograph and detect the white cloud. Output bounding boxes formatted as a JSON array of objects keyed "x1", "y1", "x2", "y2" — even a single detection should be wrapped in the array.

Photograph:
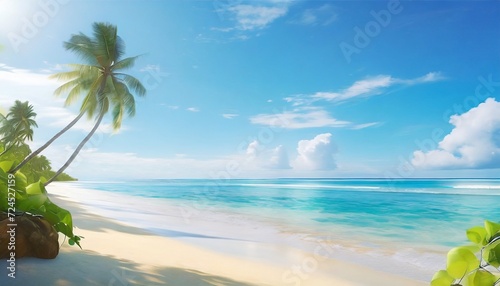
[
  {"x1": 412, "y1": 98, "x2": 500, "y2": 169},
  {"x1": 286, "y1": 72, "x2": 444, "y2": 106},
  {"x1": 298, "y1": 4, "x2": 337, "y2": 26},
  {"x1": 228, "y1": 4, "x2": 288, "y2": 31},
  {"x1": 60, "y1": 148, "x2": 231, "y2": 180},
  {"x1": 213, "y1": 0, "x2": 293, "y2": 36},
  {"x1": 222, "y1": 113, "x2": 239, "y2": 119},
  {"x1": 186, "y1": 107, "x2": 200, "y2": 112},
  {"x1": 269, "y1": 145, "x2": 291, "y2": 169},
  {"x1": 294, "y1": 133, "x2": 337, "y2": 170},
  {"x1": 54, "y1": 140, "x2": 292, "y2": 180},
  {"x1": 254, "y1": 72, "x2": 442, "y2": 130},
  {"x1": 246, "y1": 140, "x2": 260, "y2": 158},
  {"x1": 250, "y1": 107, "x2": 350, "y2": 129},
  {"x1": 245, "y1": 140, "x2": 290, "y2": 169},
  {"x1": 396, "y1": 72, "x2": 446, "y2": 85},
  {"x1": 313, "y1": 75, "x2": 394, "y2": 101},
  {"x1": 0, "y1": 63, "x2": 56, "y2": 87},
  {"x1": 351, "y1": 122, "x2": 381, "y2": 130},
  {"x1": 266, "y1": 72, "x2": 443, "y2": 131}
]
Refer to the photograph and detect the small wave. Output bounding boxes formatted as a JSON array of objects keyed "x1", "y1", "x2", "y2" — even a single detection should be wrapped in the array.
[
  {"x1": 238, "y1": 183, "x2": 500, "y2": 196},
  {"x1": 239, "y1": 183, "x2": 381, "y2": 190},
  {"x1": 452, "y1": 185, "x2": 500, "y2": 190}
]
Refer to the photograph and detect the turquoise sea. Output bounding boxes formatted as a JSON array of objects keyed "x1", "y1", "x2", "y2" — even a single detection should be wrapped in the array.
[{"x1": 56, "y1": 178, "x2": 500, "y2": 280}]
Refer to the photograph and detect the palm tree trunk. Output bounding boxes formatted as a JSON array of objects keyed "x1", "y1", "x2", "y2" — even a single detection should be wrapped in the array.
[
  {"x1": 11, "y1": 111, "x2": 85, "y2": 173},
  {"x1": 44, "y1": 111, "x2": 105, "y2": 186}
]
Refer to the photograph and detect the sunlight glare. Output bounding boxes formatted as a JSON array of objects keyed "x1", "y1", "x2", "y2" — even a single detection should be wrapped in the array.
[{"x1": 0, "y1": 0, "x2": 31, "y2": 34}]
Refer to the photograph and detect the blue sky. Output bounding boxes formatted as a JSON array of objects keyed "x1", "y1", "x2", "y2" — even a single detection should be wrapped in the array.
[{"x1": 0, "y1": 0, "x2": 499, "y2": 179}]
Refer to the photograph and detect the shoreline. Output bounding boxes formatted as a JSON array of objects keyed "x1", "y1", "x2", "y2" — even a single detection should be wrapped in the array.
[{"x1": 2, "y1": 182, "x2": 428, "y2": 285}]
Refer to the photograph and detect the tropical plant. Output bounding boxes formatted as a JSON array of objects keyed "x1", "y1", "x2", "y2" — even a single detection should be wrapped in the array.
[
  {"x1": 1, "y1": 143, "x2": 75, "y2": 183},
  {"x1": 0, "y1": 101, "x2": 75, "y2": 184},
  {"x1": 0, "y1": 160, "x2": 81, "y2": 247},
  {"x1": 0, "y1": 100, "x2": 38, "y2": 156},
  {"x1": 431, "y1": 220, "x2": 500, "y2": 286},
  {"x1": 21, "y1": 22, "x2": 146, "y2": 185},
  {"x1": 0, "y1": 101, "x2": 79, "y2": 248}
]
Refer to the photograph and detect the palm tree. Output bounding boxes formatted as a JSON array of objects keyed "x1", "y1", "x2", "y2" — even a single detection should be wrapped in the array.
[
  {"x1": 42, "y1": 22, "x2": 146, "y2": 185},
  {"x1": 0, "y1": 100, "x2": 38, "y2": 157},
  {"x1": 11, "y1": 112, "x2": 84, "y2": 172}
]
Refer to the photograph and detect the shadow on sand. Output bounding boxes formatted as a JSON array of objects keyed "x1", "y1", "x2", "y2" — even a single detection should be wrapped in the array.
[{"x1": 1, "y1": 249, "x2": 262, "y2": 286}]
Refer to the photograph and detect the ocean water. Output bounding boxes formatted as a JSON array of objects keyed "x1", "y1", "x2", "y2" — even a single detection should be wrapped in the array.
[{"x1": 52, "y1": 178, "x2": 500, "y2": 281}]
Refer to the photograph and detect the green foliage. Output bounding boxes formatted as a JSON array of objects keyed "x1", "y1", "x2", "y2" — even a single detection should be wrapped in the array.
[
  {"x1": 0, "y1": 100, "x2": 38, "y2": 154},
  {"x1": 52, "y1": 22, "x2": 146, "y2": 132},
  {"x1": 483, "y1": 239, "x2": 500, "y2": 268},
  {"x1": 485, "y1": 221, "x2": 500, "y2": 242},
  {"x1": 0, "y1": 160, "x2": 81, "y2": 247},
  {"x1": 0, "y1": 100, "x2": 80, "y2": 247},
  {"x1": 446, "y1": 247, "x2": 480, "y2": 279},
  {"x1": 431, "y1": 270, "x2": 455, "y2": 286},
  {"x1": 432, "y1": 220, "x2": 500, "y2": 286},
  {"x1": 0, "y1": 143, "x2": 75, "y2": 184},
  {"x1": 468, "y1": 227, "x2": 488, "y2": 246},
  {"x1": 44, "y1": 22, "x2": 146, "y2": 185},
  {"x1": 51, "y1": 172, "x2": 77, "y2": 182}
]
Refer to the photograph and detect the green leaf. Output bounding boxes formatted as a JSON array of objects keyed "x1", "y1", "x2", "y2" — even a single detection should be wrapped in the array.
[
  {"x1": 17, "y1": 194, "x2": 47, "y2": 211},
  {"x1": 14, "y1": 171, "x2": 27, "y2": 190},
  {"x1": 0, "y1": 160, "x2": 81, "y2": 248},
  {"x1": 483, "y1": 238, "x2": 500, "y2": 268},
  {"x1": 26, "y1": 182, "x2": 44, "y2": 195},
  {"x1": 0, "y1": 160, "x2": 13, "y2": 172},
  {"x1": 38, "y1": 205, "x2": 46, "y2": 213},
  {"x1": 431, "y1": 270, "x2": 455, "y2": 286},
  {"x1": 68, "y1": 238, "x2": 75, "y2": 246},
  {"x1": 485, "y1": 220, "x2": 500, "y2": 241},
  {"x1": 446, "y1": 247, "x2": 480, "y2": 279},
  {"x1": 466, "y1": 226, "x2": 488, "y2": 246},
  {"x1": 466, "y1": 269, "x2": 497, "y2": 286},
  {"x1": 461, "y1": 244, "x2": 482, "y2": 254}
]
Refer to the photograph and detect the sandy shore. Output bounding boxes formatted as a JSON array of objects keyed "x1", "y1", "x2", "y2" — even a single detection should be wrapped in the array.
[{"x1": 0, "y1": 184, "x2": 428, "y2": 285}]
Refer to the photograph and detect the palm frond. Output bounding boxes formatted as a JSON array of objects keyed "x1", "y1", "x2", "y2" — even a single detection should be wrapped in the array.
[
  {"x1": 92, "y1": 22, "x2": 118, "y2": 66},
  {"x1": 119, "y1": 74, "x2": 146, "y2": 96},
  {"x1": 80, "y1": 75, "x2": 103, "y2": 118},
  {"x1": 115, "y1": 35, "x2": 125, "y2": 61},
  {"x1": 123, "y1": 91, "x2": 136, "y2": 117},
  {"x1": 53, "y1": 66, "x2": 100, "y2": 103},
  {"x1": 63, "y1": 33, "x2": 97, "y2": 65},
  {"x1": 64, "y1": 82, "x2": 87, "y2": 106},
  {"x1": 111, "y1": 102, "x2": 124, "y2": 130},
  {"x1": 50, "y1": 70, "x2": 81, "y2": 81},
  {"x1": 108, "y1": 80, "x2": 134, "y2": 130},
  {"x1": 53, "y1": 78, "x2": 80, "y2": 96},
  {"x1": 112, "y1": 56, "x2": 139, "y2": 71}
]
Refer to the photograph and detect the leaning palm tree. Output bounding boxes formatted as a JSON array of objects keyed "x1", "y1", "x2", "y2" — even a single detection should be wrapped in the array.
[
  {"x1": 42, "y1": 22, "x2": 146, "y2": 185},
  {"x1": 0, "y1": 100, "x2": 38, "y2": 156},
  {"x1": 12, "y1": 23, "x2": 145, "y2": 174}
]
